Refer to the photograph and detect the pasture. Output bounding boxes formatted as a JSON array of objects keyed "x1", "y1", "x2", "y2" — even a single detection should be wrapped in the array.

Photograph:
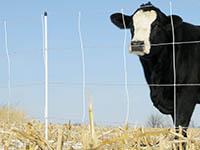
[
  {"x1": 0, "y1": 107, "x2": 200, "y2": 150},
  {"x1": 1, "y1": 1, "x2": 200, "y2": 149}
]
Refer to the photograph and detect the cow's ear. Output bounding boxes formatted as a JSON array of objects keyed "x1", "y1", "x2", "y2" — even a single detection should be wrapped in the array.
[
  {"x1": 166, "y1": 15, "x2": 183, "y2": 31},
  {"x1": 110, "y1": 13, "x2": 131, "y2": 29}
]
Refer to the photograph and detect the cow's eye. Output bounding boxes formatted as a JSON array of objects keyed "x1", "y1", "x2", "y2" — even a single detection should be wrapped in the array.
[
  {"x1": 130, "y1": 26, "x2": 134, "y2": 33},
  {"x1": 131, "y1": 27, "x2": 134, "y2": 31},
  {"x1": 152, "y1": 24, "x2": 159, "y2": 30},
  {"x1": 155, "y1": 23, "x2": 159, "y2": 27}
]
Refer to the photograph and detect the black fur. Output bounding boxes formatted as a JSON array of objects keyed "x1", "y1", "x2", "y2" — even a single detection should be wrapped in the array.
[{"x1": 110, "y1": 3, "x2": 200, "y2": 128}]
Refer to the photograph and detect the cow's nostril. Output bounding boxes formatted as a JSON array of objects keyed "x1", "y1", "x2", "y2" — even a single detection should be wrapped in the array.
[
  {"x1": 131, "y1": 41, "x2": 144, "y2": 46},
  {"x1": 130, "y1": 41, "x2": 145, "y2": 53}
]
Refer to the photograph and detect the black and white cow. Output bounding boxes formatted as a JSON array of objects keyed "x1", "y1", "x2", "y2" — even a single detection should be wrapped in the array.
[{"x1": 110, "y1": 2, "x2": 200, "y2": 131}]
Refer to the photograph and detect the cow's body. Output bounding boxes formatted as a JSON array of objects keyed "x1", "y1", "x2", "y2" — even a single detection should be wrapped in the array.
[
  {"x1": 110, "y1": 2, "x2": 200, "y2": 129},
  {"x1": 143, "y1": 22, "x2": 200, "y2": 116}
]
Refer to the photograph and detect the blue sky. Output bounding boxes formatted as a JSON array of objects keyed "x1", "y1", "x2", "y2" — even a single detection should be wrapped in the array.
[{"x1": 0, "y1": 0, "x2": 200, "y2": 126}]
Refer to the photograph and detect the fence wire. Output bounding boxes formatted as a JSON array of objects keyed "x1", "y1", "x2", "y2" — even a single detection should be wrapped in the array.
[
  {"x1": 4, "y1": 21, "x2": 11, "y2": 123},
  {"x1": 169, "y1": 1, "x2": 177, "y2": 128},
  {"x1": 78, "y1": 12, "x2": 86, "y2": 124},
  {"x1": 121, "y1": 8, "x2": 130, "y2": 126}
]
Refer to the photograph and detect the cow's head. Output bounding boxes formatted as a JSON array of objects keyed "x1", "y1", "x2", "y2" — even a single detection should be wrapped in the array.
[{"x1": 110, "y1": 2, "x2": 183, "y2": 56}]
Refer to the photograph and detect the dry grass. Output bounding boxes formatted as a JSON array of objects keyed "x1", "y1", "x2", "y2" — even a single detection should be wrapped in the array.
[
  {"x1": 1, "y1": 122, "x2": 200, "y2": 150},
  {"x1": 0, "y1": 106, "x2": 27, "y2": 124},
  {"x1": 0, "y1": 107, "x2": 200, "y2": 149}
]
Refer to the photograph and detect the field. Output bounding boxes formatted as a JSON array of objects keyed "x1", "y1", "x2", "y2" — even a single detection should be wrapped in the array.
[
  {"x1": 1, "y1": 107, "x2": 200, "y2": 150},
  {"x1": 1, "y1": 121, "x2": 200, "y2": 150}
]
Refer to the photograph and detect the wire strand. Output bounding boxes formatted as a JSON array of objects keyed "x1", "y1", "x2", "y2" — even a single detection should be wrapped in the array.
[
  {"x1": 78, "y1": 12, "x2": 86, "y2": 124},
  {"x1": 1, "y1": 82, "x2": 200, "y2": 88},
  {"x1": 4, "y1": 21, "x2": 11, "y2": 123},
  {"x1": 121, "y1": 9, "x2": 130, "y2": 126},
  {"x1": 1, "y1": 40, "x2": 200, "y2": 55},
  {"x1": 170, "y1": 1, "x2": 177, "y2": 128}
]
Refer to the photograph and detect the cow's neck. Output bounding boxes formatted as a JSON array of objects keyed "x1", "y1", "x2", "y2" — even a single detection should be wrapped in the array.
[
  {"x1": 139, "y1": 46, "x2": 173, "y2": 85},
  {"x1": 139, "y1": 46, "x2": 174, "y2": 114},
  {"x1": 139, "y1": 56, "x2": 157, "y2": 84}
]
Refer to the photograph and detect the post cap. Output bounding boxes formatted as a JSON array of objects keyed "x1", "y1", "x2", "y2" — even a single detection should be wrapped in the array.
[{"x1": 44, "y1": 12, "x2": 48, "y2": 16}]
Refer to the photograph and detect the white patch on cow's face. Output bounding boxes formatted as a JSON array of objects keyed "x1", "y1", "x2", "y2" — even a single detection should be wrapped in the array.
[{"x1": 130, "y1": 10, "x2": 157, "y2": 55}]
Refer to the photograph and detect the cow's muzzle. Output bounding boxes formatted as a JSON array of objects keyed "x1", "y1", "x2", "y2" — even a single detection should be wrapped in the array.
[{"x1": 129, "y1": 41, "x2": 145, "y2": 55}]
